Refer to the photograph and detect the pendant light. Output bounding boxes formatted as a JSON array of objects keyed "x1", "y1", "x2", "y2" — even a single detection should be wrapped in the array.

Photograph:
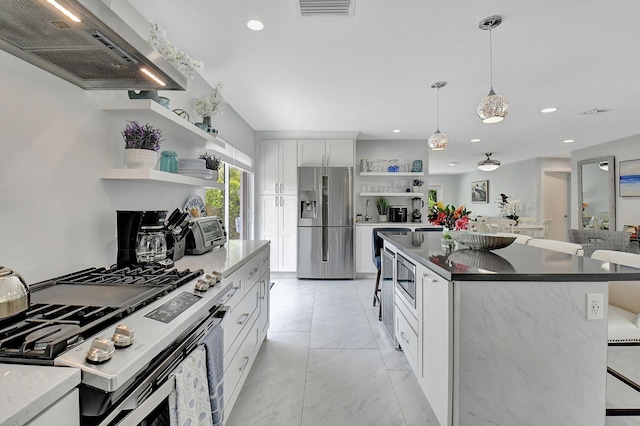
[
  {"x1": 477, "y1": 15, "x2": 509, "y2": 124},
  {"x1": 428, "y1": 81, "x2": 448, "y2": 150},
  {"x1": 477, "y1": 153, "x2": 501, "y2": 171}
]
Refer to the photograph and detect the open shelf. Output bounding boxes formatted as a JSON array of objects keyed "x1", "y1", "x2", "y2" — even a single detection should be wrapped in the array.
[
  {"x1": 360, "y1": 192, "x2": 424, "y2": 197},
  {"x1": 101, "y1": 168, "x2": 223, "y2": 189},
  {"x1": 102, "y1": 99, "x2": 225, "y2": 149},
  {"x1": 359, "y1": 172, "x2": 424, "y2": 177}
]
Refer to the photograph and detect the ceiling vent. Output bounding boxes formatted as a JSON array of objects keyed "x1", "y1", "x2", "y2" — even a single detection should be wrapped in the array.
[
  {"x1": 580, "y1": 108, "x2": 614, "y2": 115},
  {"x1": 298, "y1": 0, "x2": 355, "y2": 16}
]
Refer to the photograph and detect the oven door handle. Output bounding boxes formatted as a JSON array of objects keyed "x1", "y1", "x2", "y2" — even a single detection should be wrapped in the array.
[{"x1": 110, "y1": 376, "x2": 176, "y2": 426}]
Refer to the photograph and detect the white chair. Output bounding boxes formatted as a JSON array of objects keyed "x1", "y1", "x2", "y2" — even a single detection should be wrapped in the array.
[
  {"x1": 527, "y1": 238, "x2": 584, "y2": 256},
  {"x1": 495, "y1": 232, "x2": 532, "y2": 245},
  {"x1": 591, "y1": 250, "x2": 640, "y2": 268},
  {"x1": 518, "y1": 216, "x2": 538, "y2": 224},
  {"x1": 486, "y1": 218, "x2": 516, "y2": 233},
  {"x1": 536, "y1": 219, "x2": 551, "y2": 239},
  {"x1": 591, "y1": 250, "x2": 640, "y2": 343}
]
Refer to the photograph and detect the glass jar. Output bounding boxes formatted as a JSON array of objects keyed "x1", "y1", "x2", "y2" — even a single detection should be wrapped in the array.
[
  {"x1": 387, "y1": 159, "x2": 399, "y2": 172},
  {"x1": 159, "y1": 151, "x2": 178, "y2": 173}
]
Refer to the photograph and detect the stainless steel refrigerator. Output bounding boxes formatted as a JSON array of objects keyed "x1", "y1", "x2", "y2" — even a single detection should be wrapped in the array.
[{"x1": 297, "y1": 167, "x2": 354, "y2": 279}]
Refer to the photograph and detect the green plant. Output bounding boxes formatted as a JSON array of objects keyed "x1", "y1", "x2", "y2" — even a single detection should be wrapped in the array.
[
  {"x1": 198, "y1": 152, "x2": 221, "y2": 170},
  {"x1": 376, "y1": 197, "x2": 390, "y2": 215}
]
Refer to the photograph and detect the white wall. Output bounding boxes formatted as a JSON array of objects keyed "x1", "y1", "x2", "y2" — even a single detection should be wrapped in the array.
[
  {"x1": 571, "y1": 134, "x2": 640, "y2": 230},
  {"x1": 0, "y1": 50, "x2": 255, "y2": 283}
]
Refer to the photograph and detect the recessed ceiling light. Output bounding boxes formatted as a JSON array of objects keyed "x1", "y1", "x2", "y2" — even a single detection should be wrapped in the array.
[
  {"x1": 393, "y1": 129, "x2": 400, "y2": 133},
  {"x1": 449, "y1": 162, "x2": 458, "y2": 166},
  {"x1": 563, "y1": 139, "x2": 575, "y2": 144},
  {"x1": 541, "y1": 107, "x2": 557, "y2": 113},
  {"x1": 247, "y1": 19, "x2": 264, "y2": 31},
  {"x1": 470, "y1": 138, "x2": 481, "y2": 143}
]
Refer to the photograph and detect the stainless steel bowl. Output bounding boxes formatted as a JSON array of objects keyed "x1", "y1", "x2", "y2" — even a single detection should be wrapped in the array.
[
  {"x1": 448, "y1": 231, "x2": 516, "y2": 251},
  {"x1": 0, "y1": 266, "x2": 30, "y2": 321}
]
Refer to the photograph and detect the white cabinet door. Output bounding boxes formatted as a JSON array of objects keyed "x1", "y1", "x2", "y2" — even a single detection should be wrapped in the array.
[
  {"x1": 420, "y1": 267, "x2": 452, "y2": 426},
  {"x1": 258, "y1": 195, "x2": 280, "y2": 271},
  {"x1": 326, "y1": 139, "x2": 354, "y2": 167},
  {"x1": 280, "y1": 139, "x2": 298, "y2": 194},
  {"x1": 279, "y1": 195, "x2": 298, "y2": 271},
  {"x1": 298, "y1": 139, "x2": 326, "y2": 166},
  {"x1": 259, "y1": 139, "x2": 280, "y2": 194},
  {"x1": 356, "y1": 225, "x2": 377, "y2": 274}
]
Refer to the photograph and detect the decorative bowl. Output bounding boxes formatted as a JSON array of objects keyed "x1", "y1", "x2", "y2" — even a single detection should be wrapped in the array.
[
  {"x1": 448, "y1": 249, "x2": 516, "y2": 272},
  {"x1": 448, "y1": 231, "x2": 516, "y2": 251}
]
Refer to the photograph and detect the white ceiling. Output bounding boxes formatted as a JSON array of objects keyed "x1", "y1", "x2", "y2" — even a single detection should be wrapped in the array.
[{"x1": 129, "y1": 0, "x2": 640, "y2": 174}]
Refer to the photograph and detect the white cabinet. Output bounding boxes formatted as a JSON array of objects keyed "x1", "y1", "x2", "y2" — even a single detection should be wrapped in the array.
[
  {"x1": 356, "y1": 225, "x2": 377, "y2": 274},
  {"x1": 420, "y1": 266, "x2": 452, "y2": 426},
  {"x1": 259, "y1": 139, "x2": 297, "y2": 195},
  {"x1": 257, "y1": 140, "x2": 298, "y2": 272},
  {"x1": 258, "y1": 194, "x2": 297, "y2": 272},
  {"x1": 298, "y1": 139, "x2": 354, "y2": 167},
  {"x1": 224, "y1": 246, "x2": 270, "y2": 421}
]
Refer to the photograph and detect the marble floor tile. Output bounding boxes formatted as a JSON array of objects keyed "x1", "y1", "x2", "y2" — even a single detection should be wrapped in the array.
[
  {"x1": 301, "y1": 348, "x2": 406, "y2": 426},
  {"x1": 269, "y1": 280, "x2": 316, "y2": 332},
  {"x1": 389, "y1": 370, "x2": 439, "y2": 425},
  {"x1": 225, "y1": 331, "x2": 310, "y2": 426},
  {"x1": 310, "y1": 303, "x2": 378, "y2": 349},
  {"x1": 364, "y1": 308, "x2": 411, "y2": 371}
]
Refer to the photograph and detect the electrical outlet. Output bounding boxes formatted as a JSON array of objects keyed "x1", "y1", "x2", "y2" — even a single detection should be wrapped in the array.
[{"x1": 586, "y1": 293, "x2": 604, "y2": 320}]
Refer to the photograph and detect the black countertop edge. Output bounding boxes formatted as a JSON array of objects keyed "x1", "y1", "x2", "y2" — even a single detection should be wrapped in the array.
[{"x1": 380, "y1": 231, "x2": 640, "y2": 282}]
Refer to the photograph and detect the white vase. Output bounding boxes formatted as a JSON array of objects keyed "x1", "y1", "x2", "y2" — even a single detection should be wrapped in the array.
[
  {"x1": 379, "y1": 214, "x2": 388, "y2": 222},
  {"x1": 209, "y1": 170, "x2": 219, "y2": 181},
  {"x1": 413, "y1": 186, "x2": 422, "y2": 193},
  {"x1": 125, "y1": 149, "x2": 158, "y2": 169}
]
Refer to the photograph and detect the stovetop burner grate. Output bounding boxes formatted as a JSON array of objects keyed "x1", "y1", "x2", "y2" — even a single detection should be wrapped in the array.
[{"x1": 0, "y1": 266, "x2": 203, "y2": 363}]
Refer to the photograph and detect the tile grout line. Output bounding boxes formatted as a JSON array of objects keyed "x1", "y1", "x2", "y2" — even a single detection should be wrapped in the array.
[{"x1": 298, "y1": 279, "x2": 316, "y2": 426}]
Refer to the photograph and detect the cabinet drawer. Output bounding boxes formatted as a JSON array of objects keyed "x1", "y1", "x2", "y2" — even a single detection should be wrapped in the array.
[
  {"x1": 259, "y1": 247, "x2": 271, "y2": 278},
  {"x1": 395, "y1": 289, "x2": 418, "y2": 333},
  {"x1": 223, "y1": 282, "x2": 259, "y2": 357},
  {"x1": 396, "y1": 307, "x2": 418, "y2": 371},
  {"x1": 224, "y1": 319, "x2": 260, "y2": 407},
  {"x1": 237, "y1": 255, "x2": 261, "y2": 296}
]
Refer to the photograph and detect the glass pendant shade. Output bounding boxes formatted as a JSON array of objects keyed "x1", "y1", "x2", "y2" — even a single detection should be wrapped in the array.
[
  {"x1": 477, "y1": 153, "x2": 501, "y2": 171},
  {"x1": 477, "y1": 88, "x2": 509, "y2": 123},
  {"x1": 428, "y1": 128, "x2": 448, "y2": 150}
]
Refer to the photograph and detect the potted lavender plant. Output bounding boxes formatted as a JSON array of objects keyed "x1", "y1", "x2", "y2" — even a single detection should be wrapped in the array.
[{"x1": 122, "y1": 121, "x2": 164, "y2": 169}]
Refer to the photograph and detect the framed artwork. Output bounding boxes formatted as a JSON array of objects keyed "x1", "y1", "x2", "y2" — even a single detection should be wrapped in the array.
[
  {"x1": 620, "y1": 159, "x2": 640, "y2": 197},
  {"x1": 471, "y1": 180, "x2": 489, "y2": 203}
]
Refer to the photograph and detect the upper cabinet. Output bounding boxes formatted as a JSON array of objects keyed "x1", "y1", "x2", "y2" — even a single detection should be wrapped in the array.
[
  {"x1": 298, "y1": 139, "x2": 354, "y2": 167},
  {"x1": 259, "y1": 140, "x2": 298, "y2": 195}
]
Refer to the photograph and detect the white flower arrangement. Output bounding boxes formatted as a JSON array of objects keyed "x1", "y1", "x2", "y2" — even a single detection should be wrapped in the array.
[
  {"x1": 148, "y1": 22, "x2": 203, "y2": 79},
  {"x1": 195, "y1": 82, "x2": 225, "y2": 118},
  {"x1": 506, "y1": 199, "x2": 521, "y2": 216}
]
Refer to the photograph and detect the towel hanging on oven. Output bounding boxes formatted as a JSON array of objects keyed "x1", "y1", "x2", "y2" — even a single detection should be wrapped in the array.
[
  {"x1": 168, "y1": 346, "x2": 213, "y2": 426},
  {"x1": 202, "y1": 323, "x2": 224, "y2": 426}
]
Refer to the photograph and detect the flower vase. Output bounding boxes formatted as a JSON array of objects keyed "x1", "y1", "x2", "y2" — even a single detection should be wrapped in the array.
[
  {"x1": 379, "y1": 214, "x2": 388, "y2": 223},
  {"x1": 125, "y1": 149, "x2": 158, "y2": 169},
  {"x1": 202, "y1": 116, "x2": 212, "y2": 127}
]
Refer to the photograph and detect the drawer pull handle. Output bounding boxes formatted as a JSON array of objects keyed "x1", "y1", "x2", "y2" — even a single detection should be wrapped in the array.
[
  {"x1": 280, "y1": 183, "x2": 284, "y2": 193},
  {"x1": 275, "y1": 183, "x2": 278, "y2": 193},
  {"x1": 239, "y1": 355, "x2": 250, "y2": 372},
  {"x1": 237, "y1": 313, "x2": 250, "y2": 325},
  {"x1": 423, "y1": 273, "x2": 437, "y2": 283},
  {"x1": 400, "y1": 331, "x2": 410, "y2": 344},
  {"x1": 249, "y1": 266, "x2": 258, "y2": 277}
]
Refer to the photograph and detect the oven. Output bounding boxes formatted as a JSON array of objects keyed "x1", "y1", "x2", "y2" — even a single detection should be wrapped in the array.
[
  {"x1": 396, "y1": 254, "x2": 416, "y2": 308},
  {"x1": 0, "y1": 266, "x2": 233, "y2": 426},
  {"x1": 381, "y1": 247, "x2": 396, "y2": 340}
]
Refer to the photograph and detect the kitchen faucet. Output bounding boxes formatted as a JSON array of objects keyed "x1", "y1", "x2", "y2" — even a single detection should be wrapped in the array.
[{"x1": 365, "y1": 199, "x2": 372, "y2": 222}]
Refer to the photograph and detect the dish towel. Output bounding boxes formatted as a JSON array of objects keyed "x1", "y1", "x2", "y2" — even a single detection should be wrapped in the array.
[
  {"x1": 202, "y1": 323, "x2": 224, "y2": 426},
  {"x1": 168, "y1": 346, "x2": 213, "y2": 426}
]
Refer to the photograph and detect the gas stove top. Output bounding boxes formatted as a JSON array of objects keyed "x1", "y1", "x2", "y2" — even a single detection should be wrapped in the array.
[{"x1": 0, "y1": 266, "x2": 203, "y2": 364}]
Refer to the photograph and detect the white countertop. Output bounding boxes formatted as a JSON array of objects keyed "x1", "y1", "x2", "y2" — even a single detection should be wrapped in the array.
[
  {"x1": 0, "y1": 364, "x2": 80, "y2": 426},
  {"x1": 175, "y1": 239, "x2": 270, "y2": 277}
]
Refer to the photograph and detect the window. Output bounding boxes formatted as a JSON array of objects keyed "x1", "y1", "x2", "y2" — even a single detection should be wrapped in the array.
[{"x1": 205, "y1": 164, "x2": 249, "y2": 240}]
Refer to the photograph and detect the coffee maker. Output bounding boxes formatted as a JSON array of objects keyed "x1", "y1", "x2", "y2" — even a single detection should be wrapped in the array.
[
  {"x1": 411, "y1": 197, "x2": 424, "y2": 222},
  {"x1": 117, "y1": 210, "x2": 173, "y2": 268}
]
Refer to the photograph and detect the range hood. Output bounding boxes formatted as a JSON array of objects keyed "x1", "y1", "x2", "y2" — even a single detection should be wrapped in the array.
[{"x1": 0, "y1": 0, "x2": 187, "y2": 90}]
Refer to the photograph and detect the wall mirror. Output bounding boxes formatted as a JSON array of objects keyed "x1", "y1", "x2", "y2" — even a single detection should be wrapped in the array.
[{"x1": 578, "y1": 156, "x2": 615, "y2": 230}]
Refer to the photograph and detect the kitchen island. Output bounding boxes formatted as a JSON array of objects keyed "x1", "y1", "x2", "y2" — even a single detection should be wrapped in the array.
[{"x1": 381, "y1": 231, "x2": 640, "y2": 426}]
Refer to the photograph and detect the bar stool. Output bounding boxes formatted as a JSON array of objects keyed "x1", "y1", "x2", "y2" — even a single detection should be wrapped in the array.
[{"x1": 372, "y1": 227, "x2": 410, "y2": 320}]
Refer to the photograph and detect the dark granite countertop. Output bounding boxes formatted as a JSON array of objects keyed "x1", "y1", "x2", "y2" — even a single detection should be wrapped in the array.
[{"x1": 381, "y1": 231, "x2": 640, "y2": 282}]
